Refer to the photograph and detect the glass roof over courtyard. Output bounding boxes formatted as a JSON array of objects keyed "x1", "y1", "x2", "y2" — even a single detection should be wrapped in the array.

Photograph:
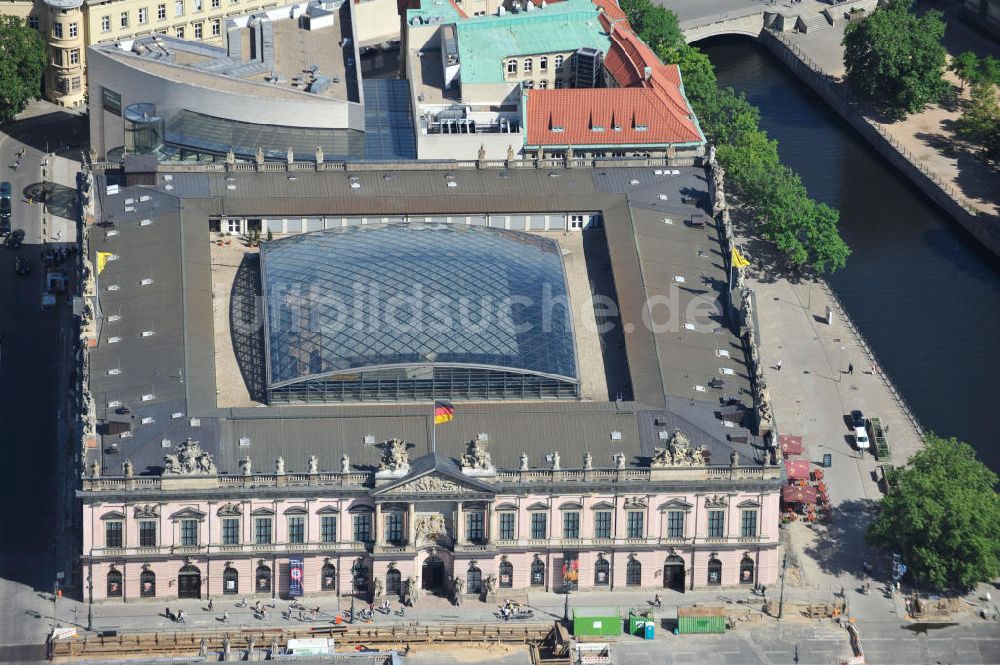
[{"x1": 259, "y1": 223, "x2": 579, "y2": 402}]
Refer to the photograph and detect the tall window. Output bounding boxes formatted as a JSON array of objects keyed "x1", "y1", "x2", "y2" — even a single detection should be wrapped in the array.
[
  {"x1": 254, "y1": 517, "x2": 272, "y2": 544},
  {"x1": 139, "y1": 520, "x2": 157, "y2": 547},
  {"x1": 707, "y1": 557, "x2": 722, "y2": 585},
  {"x1": 211, "y1": 18, "x2": 221, "y2": 35},
  {"x1": 222, "y1": 518, "x2": 239, "y2": 545},
  {"x1": 256, "y1": 564, "x2": 272, "y2": 593},
  {"x1": 157, "y1": 3, "x2": 166, "y2": 19},
  {"x1": 107, "y1": 569, "x2": 123, "y2": 597},
  {"x1": 140, "y1": 569, "x2": 156, "y2": 597},
  {"x1": 562, "y1": 512, "x2": 580, "y2": 539},
  {"x1": 626, "y1": 558, "x2": 642, "y2": 586},
  {"x1": 466, "y1": 511, "x2": 484, "y2": 543},
  {"x1": 69, "y1": 49, "x2": 80, "y2": 65},
  {"x1": 288, "y1": 516, "x2": 305, "y2": 544},
  {"x1": 28, "y1": 16, "x2": 39, "y2": 29},
  {"x1": 353, "y1": 513, "x2": 372, "y2": 542},
  {"x1": 321, "y1": 516, "x2": 337, "y2": 543},
  {"x1": 211, "y1": 0, "x2": 220, "y2": 6},
  {"x1": 193, "y1": 22, "x2": 202, "y2": 38},
  {"x1": 554, "y1": 54, "x2": 564, "y2": 70},
  {"x1": 385, "y1": 513, "x2": 403, "y2": 544},
  {"x1": 68, "y1": 22, "x2": 78, "y2": 37},
  {"x1": 594, "y1": 555, "x2": 610, "y2": 586},
  {"x1": 499, "y1": 512, "x2": 515, "y2": 540},
  {"x1": 180, "y1": 519, "x2": 198, "y2": 546},
  {"x1": 594, "y1": 511, "x2": 612, "y2": 539},
  {"x1": 667, "y1": 511, "x2": 685, "y2": 539},
  {"x1": 193, "y1": 0, "x2": 202, "y2": 10},
  {"x1": 101, "y1": 15, "x2": 110, "y2": 31},
  {"x1": 499, "y1": 560, "x2": 513, "y2": 588},
  {"x1": 530, "y1": 558, "x2": 545, "y2": 586},
  {"x1": 175, "y1": 0, "x2": 184, "y2": 16},
  {"x1": 539, "y1": 56, "x2": 548, "y2": 71},
  {"x1": 138, "y1": 7, "x2": 148, "y2": 23},
  {"x1": 223, "y1": 566, "x2": 239, "y2": 594},
  {"x1": 523, "y1": 58, "x2": 532, "y2": 73},
  {"x1": 626, "y1": 511, "x2": 644, "y2": 539},
  {"x1": 530, "y1": 513, "x2": 547, "y2": 540},
  {"x1": 708, "y1": 510, "x2": 725, "y2": 539},
  {"x1": 120, "y1": 11, "x2": 129, "y2": 27},
  {"x1": 740, "y1": 510, "x2": 758, "y2": 538},
  {"x1": 53, "y1": 23, "x2": 63, "y2": 38},
  {"x1": 467, "y1": 564, "x2": 482, "y2": 594},
  {"x1": 175, "y1": 26, "x2": 184, "y2": 38},
  {"x1": 506, "y1": 59, "x2": 517, "y2": 74},
  {"x1": 105, "y1": 521, "x2": 123, "y2": 548}
]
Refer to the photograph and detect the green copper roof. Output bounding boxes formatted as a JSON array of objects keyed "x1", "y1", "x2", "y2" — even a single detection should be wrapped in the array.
[
  {"x1": 456, "y1": 0, "x2": 611, "y2": 84},
  {"x1": 406, "y1": 0, "x2": 463, "y2": 25}
]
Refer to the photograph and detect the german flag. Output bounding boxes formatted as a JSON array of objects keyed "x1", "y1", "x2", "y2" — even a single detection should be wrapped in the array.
[{"x1": 433, "y1": 401, "x2": 455, "y2": 424}]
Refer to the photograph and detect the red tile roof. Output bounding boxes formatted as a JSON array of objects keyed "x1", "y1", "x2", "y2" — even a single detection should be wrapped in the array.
[
  {"x1": 525, "y1": 87, "x2": 702, "y2": 147},
  {"x1": 525, "y1": 0, "x2": 704, "y2": 149}
]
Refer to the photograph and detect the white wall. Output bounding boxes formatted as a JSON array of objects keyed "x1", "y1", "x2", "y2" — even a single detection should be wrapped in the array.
[{"x1": 353, "y1": 0, "x2": 401, "y2": 45}]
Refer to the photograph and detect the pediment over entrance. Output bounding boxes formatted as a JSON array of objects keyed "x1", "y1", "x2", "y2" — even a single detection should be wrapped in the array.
[
  {"x1": 371, "y1": 452, "x2": 495, "y2": 498},
  {"x1": 377, "y1": 472, "x2": 488, "y2": 496}
]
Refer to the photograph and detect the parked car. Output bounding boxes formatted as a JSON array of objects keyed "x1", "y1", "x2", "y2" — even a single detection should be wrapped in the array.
[
  {"x1": 4, "y1": 228, "x2": 24, "y2": 249},
  {"x1": 850, "y1": 409, "x2": 866, "y2": 429},
  {"x1": 14, "y1": 255, "x2": 30, "y2": 275},
  {"x1": 854, "y1": 426, "x2": 870, "y2": 451},
  {"x1": 0, "y1": 181, "x2": 10, "y2": 199}
]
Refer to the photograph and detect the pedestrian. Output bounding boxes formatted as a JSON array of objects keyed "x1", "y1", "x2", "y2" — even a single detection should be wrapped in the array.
[
  {"x1": 776, "y1": 360, "x2": 782, "y2": 371},
  {"x1": 848, "y1": 363, "x2": 853, "y2": 375},
  {"x1": 255, "y1": 600, "x2": 262, "y2": 613},
  {"x1": 176, "y1": 609, "x2": 186, "y2": 623},
  {"x1": 165, "y1": 606, "x2": 171, "y2": 620},
  {"x1": 240, "y1": 597, "x2": 248, "y2": 608},
  {"x1": 223, "y1": 610, "x2": 229, "y2": 623},
  {"x1": 654, "y1": 593, "x2": 662, "y2": 608},
  {"x1": 261, "y1": 606, "x2": 267, "y2": 621},
  {"x1": 207, "y1": 598, "x2": 214, "y2": 611}
]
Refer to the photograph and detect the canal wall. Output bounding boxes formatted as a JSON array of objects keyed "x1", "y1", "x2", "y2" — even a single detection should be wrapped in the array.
[{"x1": 759, "y1": 29, "x2": 1000, "y2": 259}]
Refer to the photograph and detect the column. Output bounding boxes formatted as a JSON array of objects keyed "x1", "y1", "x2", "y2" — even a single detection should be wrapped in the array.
[
  {"x1": 456, "y1": 502, "x2": 465, "y2": 545},
  {"x1": 374, "y1": 504, "x2": 383, "y2": 546},
  {"x1": 486, "y1": 503, "x2": 495, "y2": 544},
  {"x1": 407, "y1": 503, "x2": 415, "y2": 546}
]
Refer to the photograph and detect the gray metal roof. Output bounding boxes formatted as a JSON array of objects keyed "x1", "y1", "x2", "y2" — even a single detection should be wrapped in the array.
[{"x1": 86, "y1": 163, "x2": 760, "y2": 479}]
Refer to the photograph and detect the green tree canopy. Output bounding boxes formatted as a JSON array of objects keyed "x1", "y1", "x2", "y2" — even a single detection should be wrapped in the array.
[
  {"x1": 950, "y1": 51, "x2": 982, "y2": 91},
  {"x1": 0, "y1": 16, "x2": 46, "y2": 123},
  {"x1": 842, "y1": 0, "x2": 949, "y2": 120},
  {"x1": 956, "y1": 81, "x2": 1000, "y2": 163},
  {"x1": 618, "y1": 0, "x2": 684, "y2": 53},
  {"x1": 867, "y1": 434, "x2": 1000, "y2": 592}
]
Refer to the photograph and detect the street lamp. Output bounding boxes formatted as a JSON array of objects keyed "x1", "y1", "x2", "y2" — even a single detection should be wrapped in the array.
[{"x1": 86, "y1": 568, "x2": 93, "y2": 632}]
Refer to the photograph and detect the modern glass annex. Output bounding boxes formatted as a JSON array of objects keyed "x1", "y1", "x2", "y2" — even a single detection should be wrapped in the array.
[{"x1": 259, "y1": 223, "x2": 579, "y2": 403}]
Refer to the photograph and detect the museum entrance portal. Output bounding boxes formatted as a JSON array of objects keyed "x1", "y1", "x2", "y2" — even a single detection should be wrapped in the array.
[
  {"x1": 178, "y1": 565, "x2": 202, "y2": 599},
  {"x1": 422, "y1": 556, "x2": 446, "y2": 593},
  {"x1": 663, "y1": 557, "x2": 685, "y2": 592}
]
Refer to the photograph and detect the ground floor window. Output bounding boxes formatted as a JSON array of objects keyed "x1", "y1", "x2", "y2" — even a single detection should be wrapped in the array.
[
  {"x1": 140, "y1": 569, "x2": 156, "y2": 597},
  {"x1": 386, "y1": 568, "x2": 401, "y2": 596},
  {"x1": 740, "y1": 556, "x2": 755, "y2": 585},
  {"x1": 256, "y1": 564, "x2": 272, "y2": 593},
  {"x1": 594, "y1": 556, "x2": 610, "y2": 586},
  {"x1": 321, "y1": 563, "x2": 337, "y2": 591},
  {"x1": 499, "y1": 561, "x2": 513, "y2": 588},
  {"x1": 107, "y1": 569, "x2": 123, "y2": 597},
  {"x1": 708, "y1": 557, "x2": 722, "y2": 586},
  {"x1": 223, "y1": 566, "x2": 239, "y2": 594},
  {"x1": 530, "y1": 559, "x2": 545, "y2": 586},
  {"x1": 626, "y1": 558, "x2": 641, "y2": 586},
  {"x1": 467, "y1": 564, "x2": 482, "y2": 594}
]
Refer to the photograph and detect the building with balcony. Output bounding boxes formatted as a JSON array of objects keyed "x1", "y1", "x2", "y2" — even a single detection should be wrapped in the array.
[{"x1": 79, "y1": 159, "x2": 779, "y2": 604}]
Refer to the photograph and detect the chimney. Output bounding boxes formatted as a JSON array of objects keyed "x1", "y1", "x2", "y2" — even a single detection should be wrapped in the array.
[{"x1": 644, "y1": 66, "x2": 652, "y2": 81}]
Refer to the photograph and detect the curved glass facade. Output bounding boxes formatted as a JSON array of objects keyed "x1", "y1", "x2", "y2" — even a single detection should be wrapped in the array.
[{"x1": 260, "y1": 223, "x2": 578, "y2": 403}]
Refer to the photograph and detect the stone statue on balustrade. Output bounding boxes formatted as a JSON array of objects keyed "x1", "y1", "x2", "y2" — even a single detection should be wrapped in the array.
[
  {"x1": 275, "y1": 456, "x2": 285, "y2": 475},
  {"x1": 613, "y1": 452, "x2": 626, "y2": 469},
  {"x1": 460, "y1": 438, "x2": 495, "y2": 475},
  {"x1": 341, "y1": 454, "x2": 350, "y2": 473},
  {"x1": 240, "y1": 455, "x2": 252, "y2": 476},
  {"x1": 162, "y1": 440, "x2": 216, "y2": 475},
  {"x1": 650, "y1": 429, "x2": 705, "y2": 467},
  {"x1": 378, "y1": 438, "x2": 410, "y2": 473},
  {"x1": 308, "y1": 455, "x2": 319, "y2": 474},
  {"x1": 583, "y1": 452, "x2": 593, "y2": 470},
  {"x1": 373, "y1": 577, "x2": 384, "y2": 599},
  {"x1": 452, "y1": 576, "x2": 464, "y2": 606},
  {"x1": 519, "y1": 452, "x2": 529, "y2": 470}
]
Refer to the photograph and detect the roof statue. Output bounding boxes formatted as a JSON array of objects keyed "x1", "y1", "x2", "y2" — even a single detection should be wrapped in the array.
[
  {"x1": 275, "y1": 456, "x2": 286, "y2": 475},
  {"x1": 506, "y1": 145, "x2": 515, "y2": 162},
  {"x1": 122, "y1": 459, "x2": 133, "y2": 477},
  {"x1": 519, "y1": 452, "x2": 529, "y2": 470},
  {"x1": 226, "y1": 148, "x2": 235, "y2": 165},
  {"x1": 308, "y1": 455, "x2": 319, "y2": 474},
  {"x1": 286, "y1": 146, "x2": 294, "y2": 165},
  {"x1": 315, "y1": 146, "x2": 324, "y2": 164},
  {"x1": 478, "y1": 144, "x2": 486, "y2": 164},
  {"x1": 583, "y1": 452, "x2": 593, "y2": 470},
  {"x1": 341, "y1": 454, "x2": 351, "y2": 473},
  {"x1": 379, "y1": 438, "x2": 410, "y2": 472},
  {"x1": 550, "y1": 450, "x2": 561, "y2": 471},
  {"x1": 460, "y1": 438, "x2": 495, "y2": 475},
  {"x1": 614, "y1": 452, "x2": 626, "y2": 469},
  {"x1": 162, "y1": 440, "x2": 217, "y2": 476},
  {"x1": 90, "y1": 461, "x2": 101, "y2": 478},
  {"x1": 650, "y1": 429, "x2": 705, "y2": 467},
  {"x1": 255, "y1": 145, "x2": 264, "y2": 165},
  {"x1": 240, "y1": 455, "x2": 252, "y2": 476}
]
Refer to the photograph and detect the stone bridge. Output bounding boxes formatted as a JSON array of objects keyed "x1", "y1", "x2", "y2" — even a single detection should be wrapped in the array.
[{"x1": 669, "y1": 0, "x2": 877, "y2": 44}]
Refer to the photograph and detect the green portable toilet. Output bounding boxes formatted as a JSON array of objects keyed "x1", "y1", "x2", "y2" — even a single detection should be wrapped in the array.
[
  {"x1": 676, "y1": 606, "x2": 726, "y2": 634},
  {"x1": 572, "y1": 607, "x2": 623, "y2": 637}
]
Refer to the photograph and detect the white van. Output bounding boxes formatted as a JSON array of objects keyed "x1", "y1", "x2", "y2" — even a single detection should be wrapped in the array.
[{"x1": 854, "y1": 426, "x2": 870, "y2": 451}]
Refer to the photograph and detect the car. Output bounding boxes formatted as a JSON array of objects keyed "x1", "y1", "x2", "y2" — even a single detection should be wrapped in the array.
[
  {"x1": 854, "y1": 426, "x2": 870, "y2": 451},
  {"x1": 0, "y1": 215, "x2": 9, "y2": 237},
  {"x1": 4, "y1": 228, "x2": 24, "y2": 249},
  {"x1": 0, "y1": 181, "x2": 10, "y2": 199},
  {"x1": 850, "y1": 409, "x2": 866, "y2": 429},
  {"x1": 14, "y1": 255, "x2": 30, "y2": 275}
]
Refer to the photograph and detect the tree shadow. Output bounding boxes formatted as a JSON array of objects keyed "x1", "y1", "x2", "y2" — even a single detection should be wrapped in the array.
[{"x1": 801, "y1": 498, "x2": 881, "y2": 578}]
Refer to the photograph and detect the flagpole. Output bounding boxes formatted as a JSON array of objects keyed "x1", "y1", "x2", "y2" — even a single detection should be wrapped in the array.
[{"x1": 431, "y1": 401, "x2": 436, "y2": 454}]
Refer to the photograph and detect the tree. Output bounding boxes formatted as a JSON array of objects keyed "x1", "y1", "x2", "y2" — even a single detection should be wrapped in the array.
[
  {"x1": 867, "y1": 435, "x2": 1000, "y2": 592},
  {"x1": 619, "y1": 0, "x2": 683, "y2": 54},
  {"x1": 956, "y1": 82, "x2": 1000, "y2": 162},
  {"x1": 0, "y1": 16, "x2": 46, "y2": 123},
  {"x1": 950, "y1": 51, "x2": 982, "y2": 91},
  {"x1": 842, "y1": 0, "x2": 950, "y2": 120}
]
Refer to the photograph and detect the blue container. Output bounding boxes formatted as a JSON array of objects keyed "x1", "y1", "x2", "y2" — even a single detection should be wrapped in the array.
[{"x1": 644, "y1": 623, "x2": 655, "y2": 640}]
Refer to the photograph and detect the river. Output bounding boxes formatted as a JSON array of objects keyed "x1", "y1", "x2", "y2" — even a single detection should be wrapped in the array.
[{"x1": 700, "y1": 37, "x2": 1000, "y2": 473}]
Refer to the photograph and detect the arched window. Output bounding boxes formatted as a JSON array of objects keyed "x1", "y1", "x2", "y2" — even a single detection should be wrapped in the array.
[
  {"x1": 467, "y1": 564, "x2": 482, "y2": 594},
  {"x1": 107, "y1": 569, "x2": 123, "y2": 598},
  {"x1": 626, "y1": 557, "x2": 642, "y2": 586},
  {"x1": 530, "y1": 558, "x2": 545, "y2": 587},
  {"x1": 321, "y1": 563, "x2": 337, "y2": 591},
  {"x1": 386, "y1": 568, "x2": 402, "y2": 596},
  {"x1": 740, "y1": 556, "x2": 755, "y2": 585},
  {"x1": 499, "y1": 560, "x2": 513, "y2": 588},
  {"x1": 707, "y1": 556, "x2": 722, "y2": 586},
  {"x1": 594, "y1": 555, "x2": 610, "y2": 586},
  {"x1": 256, "y1": 564, "x2": 272, "y2": 593},
  {"x1": 140, "y1": 569, "x2": 156, "y2": 597},
  {"x1": 223, "y1": 566, "x2": 239, "y2": 595},
  {"x1": 178, "y1": 563, "x2": 201, "y2": 599}
]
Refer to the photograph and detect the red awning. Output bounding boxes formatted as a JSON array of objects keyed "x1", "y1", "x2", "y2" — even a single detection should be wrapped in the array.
[
  {"x1": 782, "y1": 484, "x2": 818, "y2": 504},
  {"x1": 785, "y1": 459, "x2": 810, "y2": 481},
  {"x1": 779, "y1": 434, "x2": 803, "y2": 456}
]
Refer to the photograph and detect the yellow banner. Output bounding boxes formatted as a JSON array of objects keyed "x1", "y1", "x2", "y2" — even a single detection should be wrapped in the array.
[
  {"x1": 96, "y1": 251, "x2": 113, "y2": 275},
  {"x1": 731, "y1": 248, "x2": 751, "y2": 269}
]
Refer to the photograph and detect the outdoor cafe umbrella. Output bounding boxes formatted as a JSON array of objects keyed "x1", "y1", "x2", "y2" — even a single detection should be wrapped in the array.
[
  {"x1": 784, "y1": 459, "x2": 810, "y2": 481},
  {"x1": 779, "y1": 434, "x2": 803, "y2": 456},
  {"x1": 782, "y1": 484, "x2": 818, "y2": 504}
]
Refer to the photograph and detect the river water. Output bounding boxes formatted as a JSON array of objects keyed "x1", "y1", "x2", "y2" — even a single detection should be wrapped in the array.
[{"x1": 700, "y1": 37, "x2": 1000, "y2": 473}]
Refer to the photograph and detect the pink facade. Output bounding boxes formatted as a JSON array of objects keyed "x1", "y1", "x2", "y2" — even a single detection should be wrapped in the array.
[{"x1": 82, "y1": 470, "x2": 781, "y2": 602}]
